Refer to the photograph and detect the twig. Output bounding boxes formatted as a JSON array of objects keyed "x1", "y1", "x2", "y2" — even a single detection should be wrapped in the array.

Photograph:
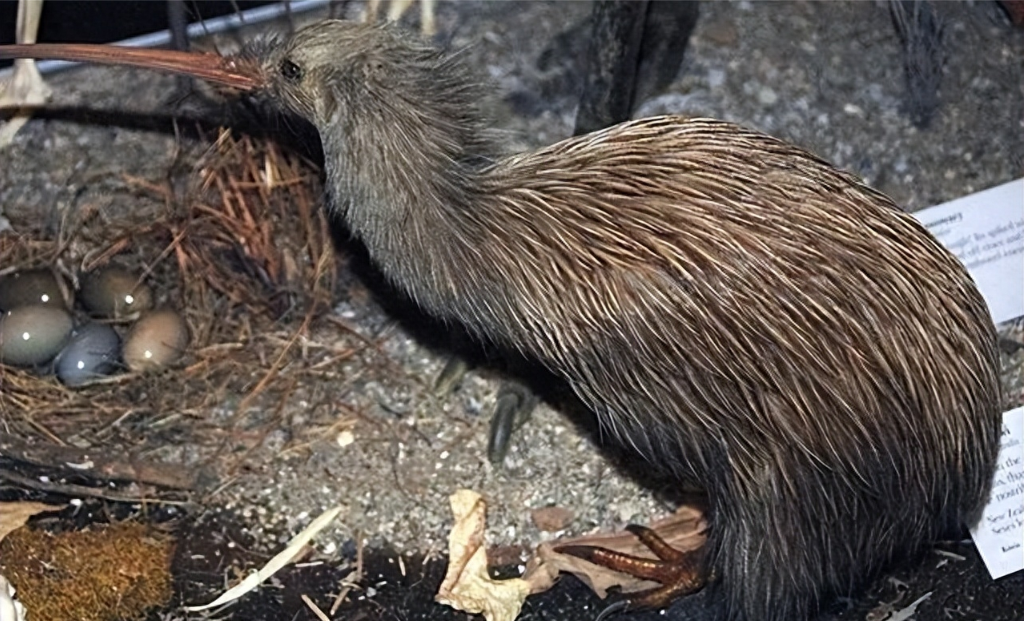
[
  {"x1": 301, "y1": 594, "x2": 331, "y2": 621},
  {"x1": 330, "y1": 531, "x2": 365, "y2": 614},
  {"x1": 0, "y1": 432, "x2": 198, "y2": 489},
  {"x1": 0, "y1": 468, "x2": 191, "y2": 505}
]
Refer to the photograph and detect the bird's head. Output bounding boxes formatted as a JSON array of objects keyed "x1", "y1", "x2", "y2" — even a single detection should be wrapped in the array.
[
  {"x1": 249, "y1": 20, "x2": 444, "y2": 126},
  {"x1": 0, "y1": 19, "x2": 490, "y2": 160}
]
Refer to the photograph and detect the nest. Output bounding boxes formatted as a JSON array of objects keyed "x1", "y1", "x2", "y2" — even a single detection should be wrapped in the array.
[{"x1": 0, "y1": 128, "x2": 368, "y2": 464}]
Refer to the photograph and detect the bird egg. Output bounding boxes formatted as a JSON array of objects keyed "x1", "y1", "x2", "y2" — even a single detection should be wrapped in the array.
[
  {"x1": 0, "y1": 268, "x2": 72, "y2": 311},
  {"x1": 0, "y1": 305, "x2": 74, "y2": 366},
  {"x1": 122, "y1": 309, "x2": 189, "y2": 372},
  {"x1": 79, "y1": 266, "x2": 154, "y2": 318},
  {"x1": 55, "y1": 322, "x2": 121, "y2": 386}
]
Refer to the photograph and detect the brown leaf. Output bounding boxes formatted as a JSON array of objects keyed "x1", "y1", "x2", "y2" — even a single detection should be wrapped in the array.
[{"x1": 0, "y1": 501, "x2": 65, "y2": 543}]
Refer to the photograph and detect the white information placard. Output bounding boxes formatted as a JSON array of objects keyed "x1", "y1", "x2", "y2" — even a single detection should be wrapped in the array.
[
  {"x1": 913, "y1": 178, "x2": 1023, "y2": 579},
  {"x1": 970, "y1": 406, "x2": 1024, "y2": 579},
  {"x1": 915, "y1": 179, "x2": 1023, "y2": 326}
]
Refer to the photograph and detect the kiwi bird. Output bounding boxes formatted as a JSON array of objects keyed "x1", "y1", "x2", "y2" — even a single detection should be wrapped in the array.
[{"x1": 0, "y1": 20, "x2": 1002, "y2": 621}]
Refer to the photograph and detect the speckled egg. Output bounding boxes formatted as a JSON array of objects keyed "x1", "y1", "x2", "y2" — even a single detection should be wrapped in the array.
[
  {"x1": 55, "y1": 323, "x2": 121, "y2": 386},
  {"x1": 0, "y1": 268, "x2": 72, "y2": 311},
  {"x1": 0, "y1": 305, "x2": 74, "y2": 366},
  {"x1": 79, "y1": 266, "x2": 154, "y2": 319},
  {"x1": 122, "y1": 309, "x2": 189, "y2": 372}
]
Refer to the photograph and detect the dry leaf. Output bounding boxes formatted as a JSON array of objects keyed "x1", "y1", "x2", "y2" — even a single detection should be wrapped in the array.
[
  {"x1": 530, "y1": 506, "x2": 574, "y2": 532},
  {"x1": 0, "y1": 501, "x2": 65, "y2": 543},
  {"x1": 436, "y1": 489, "x2": 531, "y2": 621}
]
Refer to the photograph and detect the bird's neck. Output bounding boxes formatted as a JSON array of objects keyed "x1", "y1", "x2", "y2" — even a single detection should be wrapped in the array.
[{"x1": 320, "y1": 106, "x2": 499, "y2": 316}]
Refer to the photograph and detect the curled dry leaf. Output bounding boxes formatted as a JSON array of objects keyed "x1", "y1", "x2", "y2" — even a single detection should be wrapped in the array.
[
  {"x1": 523, "y1": 504, "x2": 708, "y2": 599},
  {"x1": 436, "y1": 489, "x2": 531, "y2": 621},
  {"x1": 0, "y1": 501, "x2": 65, "y2": 543}
]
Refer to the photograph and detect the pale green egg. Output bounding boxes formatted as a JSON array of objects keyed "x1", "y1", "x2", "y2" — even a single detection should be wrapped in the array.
[{"x1": 0, "y1": 305, "x2": 74, "y2": 366}]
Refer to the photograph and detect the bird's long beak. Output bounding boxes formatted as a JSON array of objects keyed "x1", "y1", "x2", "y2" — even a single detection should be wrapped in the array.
[{"x1": 0, "y1": 44, "x2": 263, "y2": 91}]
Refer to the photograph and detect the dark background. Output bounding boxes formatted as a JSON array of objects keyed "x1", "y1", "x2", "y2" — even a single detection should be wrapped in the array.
[{"x1": 0, "y1": 0, "x2": 279, "y2": 69}]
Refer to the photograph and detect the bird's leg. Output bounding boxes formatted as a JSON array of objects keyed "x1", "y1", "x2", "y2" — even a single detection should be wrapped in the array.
[
  {"x1": 385, "y1": 0, "x2": 415, "y2": 24},
  {"x1": 433, "y1": 354, "x2": 539, "y2": 465},
  {"x1": 556, "y1": 524, "x2": 707, "y2": 613},
  {"x1": 574, "y1": 1, "x2": 698, "y2": 137},
  {"x1": 363, "y1": 0, "x2": 383, "y2": 24}
]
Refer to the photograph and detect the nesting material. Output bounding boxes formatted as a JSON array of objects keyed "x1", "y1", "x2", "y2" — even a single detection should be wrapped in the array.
[
  {"x1": 0, "y1": 128, "x2": 345, "y2": 454},
  {"x1": 184, "y1": 505, "x2": 344, "y2": 612}
]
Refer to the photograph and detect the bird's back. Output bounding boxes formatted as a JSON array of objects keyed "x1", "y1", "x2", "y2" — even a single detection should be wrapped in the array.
[{"x1": 466, "y1": 115, "x2": 1001, "y2": 620}]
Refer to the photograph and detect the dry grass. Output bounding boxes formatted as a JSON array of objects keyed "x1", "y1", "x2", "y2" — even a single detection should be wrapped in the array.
[{"x1": 0, "y1": 128, "x2": 368, "y2": 459}]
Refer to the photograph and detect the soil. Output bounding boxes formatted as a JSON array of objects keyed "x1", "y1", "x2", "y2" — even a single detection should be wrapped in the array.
[{"x1": 1, "y1": 2, "x2": 1022, "y2": 621}]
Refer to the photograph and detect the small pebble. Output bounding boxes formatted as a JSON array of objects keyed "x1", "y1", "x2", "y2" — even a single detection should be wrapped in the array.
[
  {"x1": 706, "y1": 68, "x2": 726, "y2": 90},
  {"x1": 122, "y1": 308, "x2": 189, "y2": 372},
  {"x1": 704, "y1": 20, "x2": 738, "y2": 47},
  {"x1": 531, "y1": 506, "x2": 575, "y2": 532},
  {"x1": 758, "y1": 86, "x2": 778, "y2": 106},
  {"x1": 0, "y1": 305, "x2": 73, "y2": 366}
]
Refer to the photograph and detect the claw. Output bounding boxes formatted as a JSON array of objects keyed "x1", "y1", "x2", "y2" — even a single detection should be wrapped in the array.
[
  {"x1": 555, "y1": 524, "x2": 706, "y2": 612},
  {"x1": 487, "y1": 381, "x2": 538, "y2": 464},
  {"x1": 434, "y1": 355, "x2": 470, "y2": 395},
  {"x1": 624, "y1": 524, "x2": 687, "y2": 563},
  {"x1": 595, "y1": 599, "x2": 630, "y2": 621}
]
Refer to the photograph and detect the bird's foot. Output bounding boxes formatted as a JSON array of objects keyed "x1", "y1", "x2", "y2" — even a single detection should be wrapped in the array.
[
  {"x1": 555, "y1": 524, "x2": 707, "y2": 616},
  {"x1": 433, "y1": 356, "x2": 539, "y2": 464}
]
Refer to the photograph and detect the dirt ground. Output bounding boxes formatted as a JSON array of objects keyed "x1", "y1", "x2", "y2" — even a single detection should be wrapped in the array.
[{"x1": 1, "y1": 1, "x2": 1022, "y2": 620}]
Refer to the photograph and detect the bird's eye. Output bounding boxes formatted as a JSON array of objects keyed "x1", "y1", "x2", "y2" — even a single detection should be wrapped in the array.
[{"x1": 279, "y1": 59, "x2": 303, "y2": 82}]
